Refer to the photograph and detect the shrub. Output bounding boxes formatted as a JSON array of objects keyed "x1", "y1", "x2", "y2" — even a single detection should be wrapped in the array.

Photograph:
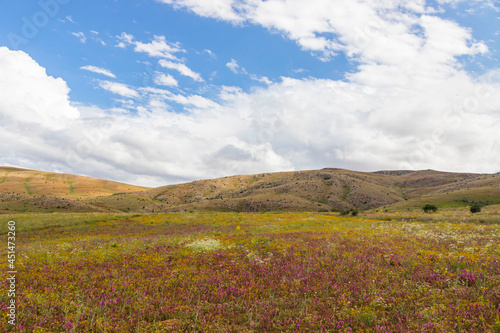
[
  {"x1": 340, "y1": 208, "x2": 358, "y2": 216},
  {"x1": 422, "y1": 204, "x2": 438, "y2": 213},
  {"x1": 470, "y1": 203, "x2": 482, "y2": 214}
]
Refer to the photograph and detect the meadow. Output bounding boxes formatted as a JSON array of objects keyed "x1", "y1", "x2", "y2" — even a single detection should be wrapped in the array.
[{"x1": 1, "y1": 209, "x2": 500, "y2": 332}]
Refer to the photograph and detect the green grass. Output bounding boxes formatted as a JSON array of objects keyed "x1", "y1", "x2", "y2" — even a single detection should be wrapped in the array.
[
  {"x1": 386, "y1": 187, "x2": 500, "y2": 211},
  {"x1": 68, "y1": 180, "x2": 75, "y2": 194},
  {"x1": 341, "y1": 184, "x2": 351, "y2": 201},
  {"x1": 91, "y1": 195, "x2": 153, "y2": 212},
  {"x1": 0, "y1": 212, "x2": 134, "y2": 234},
  {"x1": 366, "y1": 204, "x2": 500, "y2": 224},
  {"x1": 0, "y1": 172, "x2": 9, "y2": 184},
  {"x1": 23, "y1": 179, "x2": 33, "y2": 196}
]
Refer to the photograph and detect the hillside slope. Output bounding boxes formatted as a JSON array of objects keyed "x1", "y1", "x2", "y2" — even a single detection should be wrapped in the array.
[
  {"x1": 89, "y1": 168, "x2": 500, "y2": 213},
  {"x1": 0, "y1": 167, "x2": 150, "y2": 213},
  {"x1": 1, "y1": 166, "x2": 499, "y2": 214}
]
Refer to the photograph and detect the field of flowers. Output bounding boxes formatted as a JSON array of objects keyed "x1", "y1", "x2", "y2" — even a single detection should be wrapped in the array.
[{"x1": 2, "y1": 211, "x2": 500, "y2": 332}]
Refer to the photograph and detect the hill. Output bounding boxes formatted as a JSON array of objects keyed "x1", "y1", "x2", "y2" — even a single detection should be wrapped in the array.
[
  {"x1": 1, "y1": 166, "x2": 499, "y2": 214},
  {"x1": 89, "y1": 168, "x2": 500, "y2": 213},
  {"x1": 0, "y1": 167, "x2": 150, "y2": 213}
]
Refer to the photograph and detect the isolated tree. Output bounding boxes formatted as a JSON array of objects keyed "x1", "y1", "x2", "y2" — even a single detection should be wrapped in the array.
[
  {"x1": 470, "y1": 203, "x2": 482, "y2": 214},
  {"x1": 422, "y1": 204, "x2": 438, "y2": 213}
]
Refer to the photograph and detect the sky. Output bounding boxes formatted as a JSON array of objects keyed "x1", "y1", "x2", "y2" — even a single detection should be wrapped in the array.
[{"x1": 0, "y1": 0, "x2": 499, "y2": 187}]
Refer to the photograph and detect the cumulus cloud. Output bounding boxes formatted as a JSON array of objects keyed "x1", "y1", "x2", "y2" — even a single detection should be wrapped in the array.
[
  {"x1": 98, "y1": 1, "x2": 500, "y2": 176},
  {"x1": 155, "y1": 0, "x2": 489, "y2": 63},
  {"x1": 2, "y1": 1, "x2": 500, "y2": 186},
  {"x1": 158, "y1": 59, "x2": 203, "y2": 82},
  {"x1": 0, "y1": 47, "x2": 79, "y2": 130},
  {"x1": 0, "y1": 46, "x2": 291, "y2": 185},
  {"x1": 80, "y1": 65, "x2": 116, "y2": 78}
]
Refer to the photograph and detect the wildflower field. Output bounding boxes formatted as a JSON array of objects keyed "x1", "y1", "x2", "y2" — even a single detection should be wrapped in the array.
[{"x1": 2, "y1": 210, "x2": 500, "y2": 332}]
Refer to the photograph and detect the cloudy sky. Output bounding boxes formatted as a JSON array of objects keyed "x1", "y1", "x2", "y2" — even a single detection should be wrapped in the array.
[{"x1": 0, "y1": 0, "x2": 499, "y2": 186}]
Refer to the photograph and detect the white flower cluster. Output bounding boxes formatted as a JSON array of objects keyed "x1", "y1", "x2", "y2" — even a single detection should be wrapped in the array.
[{"x1": 185, "y1": 237, "x2": 222, "y2": 252}]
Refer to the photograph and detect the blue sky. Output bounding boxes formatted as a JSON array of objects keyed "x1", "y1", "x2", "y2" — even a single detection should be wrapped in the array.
[
  {"x1": 1, "y1": 0, "x2": 350, "y2": 109},
  {"x1": 0, "y1": 0, "x2": 499, "y2": 186}
]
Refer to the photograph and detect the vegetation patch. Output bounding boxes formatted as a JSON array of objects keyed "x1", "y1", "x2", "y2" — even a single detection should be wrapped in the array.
[
  {"x1": 68, "y1": 180, "x2": 75, "y2": 194},
  {"x1": 0, "y1": 172, "x2": 9, "y2": 184},
  {"x1": 423, "y1": 203, "x2": 438, "y2": 213},
  {"x1": 185, "y1": 237, "x2": 223, "y2": 252},
  {"x1": 5, "y1": 211, "x2": 499, "y2": 332},
  {"x1": 23, "y1": 178, "x2": 33, "y2": 196}
]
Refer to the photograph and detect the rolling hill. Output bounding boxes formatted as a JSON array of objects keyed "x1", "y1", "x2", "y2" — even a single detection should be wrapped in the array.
[
  {"x1": 0, "y1": 167, "x2": 150, "y2": 213},
  {"x1": 0, "y1": 166, "x2": 499, "y2": 214}
]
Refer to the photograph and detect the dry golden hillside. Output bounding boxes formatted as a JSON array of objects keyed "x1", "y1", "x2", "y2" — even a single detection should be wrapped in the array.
[
  {"x1": 0, "y1": 167, "x2": 150, "y2": 213},
  {"x1": 1, "y1": 166, "x2": 499, "y2": 214},
  {"x1": 90, "y1": 168, "x2": 500, "y2": 213}
]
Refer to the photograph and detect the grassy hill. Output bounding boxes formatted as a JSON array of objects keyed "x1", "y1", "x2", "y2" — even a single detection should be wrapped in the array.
[
  {"x1": 0, "y1": 167, "x2": 150, "y2": 213},
  {"x1": 87, "y1": 168, "x2": 500, "y2": 213},
  {"x1": 1, "y1": 166, "x2": 499, "y2": 214}
]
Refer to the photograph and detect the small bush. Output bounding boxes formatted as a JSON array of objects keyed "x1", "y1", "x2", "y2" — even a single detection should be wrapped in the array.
[
  {"x1": 470, "y1": 203, "x2": 482, "y2": 214},
  {"x1": 422, "y1": 204, "x2": 438, "y2": 213},
  {"x1": 340, "y1": 208, "x2": 359, "y2": 216}
]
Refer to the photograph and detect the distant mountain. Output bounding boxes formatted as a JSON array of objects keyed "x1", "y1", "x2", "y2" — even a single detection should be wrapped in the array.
[{"x1": 1, "y1": 166, "x2": 499, "y2": 214}]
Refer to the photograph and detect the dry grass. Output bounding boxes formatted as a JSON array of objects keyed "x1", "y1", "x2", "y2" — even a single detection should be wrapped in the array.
[
  {"x1": 1, "y1": 167, "x2": 499, "y2": 215},
  {"x1": 0, "y1": 167, "x2": 150, "y2": 199}
]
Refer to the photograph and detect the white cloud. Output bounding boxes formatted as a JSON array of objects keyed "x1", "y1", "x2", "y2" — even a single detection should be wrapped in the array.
[
  {"x1": 117, "y1": 32, "x2": 134, "y2": 44},
  {"x1": 116, "y1": 34, "x2": 202, "y2": 83},
  {"x1": 94, "y1": 38, "x2": 107, "y2": 46},
  {"x1": 204, "y1": 49, "x2": 216, "y2": 58},
  {"x1": 80, "y1": 65, "x2": 116, "y2": 78},
  {"x1": 0, "y1": 47, "x2": 291, "y2": 185},
  {"x1": 2, "y1": 1, "x2": 500, "y2": 186},
  {"x1": 71, "y1": 32, "x2": 86, "y2": 43},
  {"x1": 156, "y1": 0, "x2": 488, "y2": 63},
  {"x1": 98, "y1": 80, "x2": 139, "y2": 98},
  {"x1": 435, "y1": 0, "x2": 495, "y2": 6},
  {"x1": 250, "y1": 74, "x2": 272, "y2": 85},
  {"x1": 159, "y1": 59, "x2": 203, "y2": 82},
  {"x1": 226, "y1": 58, "x2": 247, "y2": 74},
  {"x1": 226, "y1": 59, "x2": 270, "y2": 84},
  {"x1": 66, "y1": 16, "x2": 74, "y2": 23},
  {"x1": 0, "y1": 47, "x2": 79, "y2": 130},
  {"x1": 117, "y1": 33, "x2": 184, "y2": 60},
  {"x1": 138, "y1": 87, "x2": 220, "y2": 109},
  {"x1": 153, "y1": 72, "x2": 178, "y2": 86},
  {"x1": 157, "y1": 0, "x2": 245, "y2": 23}
]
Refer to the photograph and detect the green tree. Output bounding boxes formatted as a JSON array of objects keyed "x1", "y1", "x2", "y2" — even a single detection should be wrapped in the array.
[
  {"x1": 422, "y1": 204, "x2": 438, "y2": 213},
  {"x1": 470, "y1": 203, "x2": 482, "y2": 214}
]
